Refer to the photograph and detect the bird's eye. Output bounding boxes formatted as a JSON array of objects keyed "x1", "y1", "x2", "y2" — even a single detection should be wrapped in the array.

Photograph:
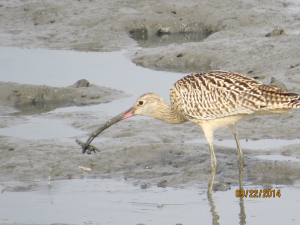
[{"x1": 138, "y1": 101, "x2": 144, "y2": 106}]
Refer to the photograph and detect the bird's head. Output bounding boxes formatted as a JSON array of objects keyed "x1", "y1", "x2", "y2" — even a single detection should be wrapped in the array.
[
  {"x1": 103, "y1": 93, "x2": 165, "y2": 122},
  {"x1": 131, "y1": 93, "x2": 166, "y2": 118}
]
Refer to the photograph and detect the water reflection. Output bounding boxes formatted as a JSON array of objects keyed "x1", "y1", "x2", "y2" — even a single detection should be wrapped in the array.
[
  {"x1": 207, "y1": 189, "x2": 246, "y2": 225},
  {"x1": 207, "y1": 153, "x2": 246, "y2": 225},
  {"x1": 208, "y1": 193, "x2": 220, "y2": 225},
  {"x1": 186, "y1": 138, "x2": 300, "y2": 150},
  {"x1": 239, "y1": 197, "x2": 246, "y2": 225}
]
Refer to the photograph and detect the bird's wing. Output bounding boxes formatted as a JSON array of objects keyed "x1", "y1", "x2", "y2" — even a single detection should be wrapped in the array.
[{"x1": 170, "y1": 71, "x2": 298, "y2": 120}]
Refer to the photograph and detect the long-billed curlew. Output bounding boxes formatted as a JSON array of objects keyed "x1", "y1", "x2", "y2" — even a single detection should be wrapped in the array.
[{"x1": 77, "y1": 70, "x2": 300, "y2": 194}]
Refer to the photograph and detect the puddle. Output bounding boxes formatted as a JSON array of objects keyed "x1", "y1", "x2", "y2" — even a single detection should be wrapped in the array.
[
  {"x1": 130, "y1": 29, "x2": 213, "y2": 48},
  {"x1": 0, "y1": 179, "x2": 299, "y2": 225},
  {"x1": 0, "y1": 117, "x2": 82, "y2": 140},
  {"x1": 255, "y1": 155, "x2": 300, "y2": 162},
  {"x1": 186, "y1": 138, "x2": 300, "y2": 150}
]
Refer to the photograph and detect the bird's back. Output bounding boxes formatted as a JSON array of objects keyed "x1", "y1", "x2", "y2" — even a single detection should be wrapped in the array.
[{"x1": 170, "y1": 71, "x2": 300, "y2": 121}]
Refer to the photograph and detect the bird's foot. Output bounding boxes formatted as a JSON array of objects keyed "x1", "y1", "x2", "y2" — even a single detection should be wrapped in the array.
[{"x1": 75, "y1": 139, "x2": 100, "y2": 154}]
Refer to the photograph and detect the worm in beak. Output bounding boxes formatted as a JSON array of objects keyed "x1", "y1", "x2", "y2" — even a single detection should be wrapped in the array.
[{"x1": 76, "y1": 107, "x2": 135, "y2": 154}]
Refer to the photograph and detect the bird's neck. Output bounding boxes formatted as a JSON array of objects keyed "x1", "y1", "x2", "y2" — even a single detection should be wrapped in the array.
[{"x1": 153, "y1": 100, "x2": 187, "y2": 124}]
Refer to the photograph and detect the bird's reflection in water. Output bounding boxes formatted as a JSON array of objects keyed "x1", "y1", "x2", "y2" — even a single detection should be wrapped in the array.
[
  {"x1": 239, "y1": 196, "x2": 246, "y2": 225},
  {"x1": 207, "y1": 193, "x2": 246, "y2": 225},
  {"x1": 207, "y1": 193, "x2": 220, "y2": 225},
  {"x1": 238, "y1": 158, "x2": 246, "y2": 225},
  {"x1": 207, "y1": 160, "x2": 246, "y2": 225}
]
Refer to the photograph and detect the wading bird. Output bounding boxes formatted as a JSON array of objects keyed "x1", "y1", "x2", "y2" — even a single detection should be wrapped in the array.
[{"x1": 77, "y1": 70, "x2": 300, "y2": 194}]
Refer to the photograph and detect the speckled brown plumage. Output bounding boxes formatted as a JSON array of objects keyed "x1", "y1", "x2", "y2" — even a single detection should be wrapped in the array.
[{"x1": 170, "y1": 71, "x2": 300, "y2": 122}]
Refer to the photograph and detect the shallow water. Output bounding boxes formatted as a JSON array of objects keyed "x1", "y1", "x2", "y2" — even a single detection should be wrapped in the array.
[
  {"x1": 1, "y1": 179, "x2": 299, "y2": 225},
  {"x1": 0, "y1": 117, "x2": 82, "y2": 140},
  {"x1": 186, "y1": 138, "x2": 300, "y2": 150},
  {"x1": 255, "y1": 155, "x2": 300, "y2": 162}
]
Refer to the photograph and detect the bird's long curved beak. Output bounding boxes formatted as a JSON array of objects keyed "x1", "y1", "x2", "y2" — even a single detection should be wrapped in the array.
[{"x1": 76, "y1": 107, "x2": 136, "y2": 154}]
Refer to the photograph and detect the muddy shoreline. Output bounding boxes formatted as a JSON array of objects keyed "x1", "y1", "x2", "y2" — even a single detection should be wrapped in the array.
[
  {"x1": 1, "y1": 0, "x2": 300, "y2": 192},
  {"x1": 0, "y1": 80, "x2": 126, "y2": 116}
]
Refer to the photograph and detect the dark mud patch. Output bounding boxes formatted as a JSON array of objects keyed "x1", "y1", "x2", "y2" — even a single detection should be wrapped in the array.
[{"x1": 129, "y1": 25, "x2": 214, "y2": 48}]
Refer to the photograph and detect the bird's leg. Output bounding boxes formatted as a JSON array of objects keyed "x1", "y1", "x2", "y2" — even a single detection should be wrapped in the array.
[
  {"x1": 203, "y1": 128, "x2": 217, "y2": 194},
  {"x1": 208, "y1": 142, "x2": 217, "y2": 194},
  {"x1": 229, "y1": 124, "x2": 244, "y2": 190}
]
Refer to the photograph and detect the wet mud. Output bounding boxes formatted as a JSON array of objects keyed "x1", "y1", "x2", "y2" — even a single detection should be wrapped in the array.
[{"x1": 0, "y1": 80, "x2": 126, "y2": 116}]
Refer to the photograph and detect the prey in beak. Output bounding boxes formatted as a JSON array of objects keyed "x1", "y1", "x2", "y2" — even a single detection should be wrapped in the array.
[{"x1": 76, "y1": 107, "x2": 135, "y2": 154}]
